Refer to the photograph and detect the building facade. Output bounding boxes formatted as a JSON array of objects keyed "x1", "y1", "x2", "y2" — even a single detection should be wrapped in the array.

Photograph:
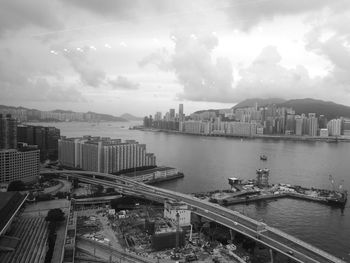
[
  {"x1": 0, "y1": 149, "x2": 40, "y2": 184},
  {"x1": 327, "y1": 119, "x2": 342, "y2": 136},
  {"x1": 58, "y1": 137, "x2": 156, "y2": 173},
  {"x1": 17, "y1": 125, "x2": 60, "y2": 160},
  {"x1": 0, "y1": 114, "x2": 17, "y2": 150},
  {"x1": 164, "y1": 200, "x2": 191, "y2": 227}
]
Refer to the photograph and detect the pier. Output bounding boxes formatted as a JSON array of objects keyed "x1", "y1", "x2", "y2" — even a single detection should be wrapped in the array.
[{"x1": 205, "y1": 169, "x2": 347, "y2": 207}]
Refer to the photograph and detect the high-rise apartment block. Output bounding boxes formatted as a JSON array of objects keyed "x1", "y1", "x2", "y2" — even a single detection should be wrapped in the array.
[
  {"x1": 17, "y1": 125, "x2": 60, "y2": 160},
  {"x1": 58, "y1": 136, "x2": 156, "y2": 173},
  {"x1": 343, "y1": 119, "x2": 350, "y2": 136},
  {"x1": 0, "y1": 115, "x2": 40, "y2": 185},
  {"x1": 307, "y1": 113, "x2": 318, "y2": 136},
  {"x1": 0, "y1": 148, "x2": 40, "y2": 184},
  {"x1": 327, "y1": 119, "x2": 342, "y2": 136},
  {"x1": 154, "y1": 112, "x2": 162, "y2": 121},
  {"x1": 0, "y1": 114, "x2": 17, "y2": 149}
]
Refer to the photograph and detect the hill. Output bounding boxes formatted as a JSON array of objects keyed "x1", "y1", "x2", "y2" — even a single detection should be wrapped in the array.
[
  {"x1": 0, "y1": 105, "x2": 127, "y2": 122},
  {"x1": 85, "y1": 111, "x2": 127, "y2": 122},
  {"x1": 279, "y1": 98, "x2": 350, "y2": 120},
  {"x1": 232, "y1": 98, "x2": 286, "y2": 109},
  {"x1": 120, "y1": 113, "x2": 143, "y2": 121},
  {"x1": 192, "y1": 109, "x2": 221, "y2": 115}
]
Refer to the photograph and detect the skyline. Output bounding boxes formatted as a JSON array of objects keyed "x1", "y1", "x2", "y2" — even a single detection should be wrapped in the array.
[{"x1": 1, "y1": 1, "x2": 350, "y2": 115}]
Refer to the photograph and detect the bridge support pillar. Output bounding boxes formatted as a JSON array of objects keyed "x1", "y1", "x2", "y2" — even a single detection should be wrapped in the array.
[
  {"x1": 229, "y1": 229, "x2": 234, "y2": 241},
  {"x1": 269, "y1": 249, "x2": 277, "y2": 263}
]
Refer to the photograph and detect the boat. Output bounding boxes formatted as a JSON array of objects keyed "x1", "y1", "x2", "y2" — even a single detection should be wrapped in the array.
[
  {"x1": 326, "y1": 191, "x2": 347, "y2": 206},
  {"x1": 260, "y1": 155, "x2": 267, "y2": 161}
]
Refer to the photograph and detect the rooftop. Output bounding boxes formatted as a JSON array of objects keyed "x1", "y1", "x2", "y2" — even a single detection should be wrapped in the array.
[{"x1": 0, "y1": 192, "x2": 27, "y2": 235}]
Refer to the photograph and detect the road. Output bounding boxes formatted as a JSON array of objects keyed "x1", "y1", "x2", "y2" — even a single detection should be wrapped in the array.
[{"x1": 41, "y1": 169, "x2": 346, "y2": 263}]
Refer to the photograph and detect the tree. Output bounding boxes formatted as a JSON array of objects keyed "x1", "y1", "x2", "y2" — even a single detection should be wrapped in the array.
[
  {"x1": 106, "y1": 187, "x2": 115, "y2": 193},
  {"x1": 95, "y1": 184, "x2": 104, "y2": 194},
  {"x1": 45, "y1": 208, "x2": 65, "y2": 223},
  {"x1": 7, "y1": 180, "x2": 26, "y2": 191}
]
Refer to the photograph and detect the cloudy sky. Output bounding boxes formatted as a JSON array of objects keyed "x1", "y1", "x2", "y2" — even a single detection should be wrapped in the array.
[{"x1": 1, "y1": 0, "x2": 350, "y2": 116}]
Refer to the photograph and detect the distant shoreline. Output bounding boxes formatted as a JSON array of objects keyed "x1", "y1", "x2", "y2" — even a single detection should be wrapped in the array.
[
  {"x1": 132, "y1": 126, "x2": 350, "y2": 142},
  {"x1": 23, "y1": 119, "x2": 129, "y2": 124}
]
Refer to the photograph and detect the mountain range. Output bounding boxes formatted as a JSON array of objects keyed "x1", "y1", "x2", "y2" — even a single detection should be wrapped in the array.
[
  {"x1": 0, "y1": 105, "x2": 143, "y2": 122},
  {"x1": 233, "y1": 98, "x2": 350, "y2": 120},
  {"x1": 120, "y1": 113, "x2": 143, "y2": 121}
]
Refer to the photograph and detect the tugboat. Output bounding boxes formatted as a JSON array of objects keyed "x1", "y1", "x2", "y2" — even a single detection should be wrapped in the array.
[{"x1": 260, "y1": 155, "x2": 267, "y2": 161}]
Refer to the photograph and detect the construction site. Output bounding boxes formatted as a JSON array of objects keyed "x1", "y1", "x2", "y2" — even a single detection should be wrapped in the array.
[
  {"x1": 194, "y1": 169, "x2": 347, "y2": 208},
  {"x1": 73, "y1": 196, "x2": 273, "y2": 263}
]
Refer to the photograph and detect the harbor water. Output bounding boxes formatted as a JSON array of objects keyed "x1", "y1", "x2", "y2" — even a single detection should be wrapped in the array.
[{"x1": 37, "y1": 121, "x2": 350, "y2": 261}]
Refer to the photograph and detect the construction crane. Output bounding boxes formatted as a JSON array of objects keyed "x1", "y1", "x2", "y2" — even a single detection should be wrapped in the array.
[
  {"x1": 329, "y1": 175, "x2": 336, "y2": 192},
  {"x1": 329, "y1": 175, "x2": 345, "y2": 193},
  {"x1": 339, "y1": 179, "x2": 344, "y2": 192}
]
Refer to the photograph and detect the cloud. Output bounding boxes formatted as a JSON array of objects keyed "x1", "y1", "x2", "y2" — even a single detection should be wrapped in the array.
[
  {"x1": 140, "y1": 33, "x2": 235, "y2": 102},
  {"x1": 0, "y1": 0, "x2": 62, "y2": 37},
  {"x1": 109, "y1": 76, "x2": 139, "y2": 90},
  {"x1": 62, "y1": 46, "x2": 106, "y2": 87},
  {"x1": 138, "y1": 48, "x2": 171, "y2": 70},
  {"x1": 234, "y1": 46, "x2": 320, "y2": 100},
  {"x1": 0, "y1": 46, "x2": 86, "y2": 103},
  {"x1": 140, "y1": 34, "x2": 350, "y2": 104},
  {"x1": 303, "y1": 11, "x2": 350, "y2": 96},
  {"x1": 225, "y1": 0, "x2": 350, "y2": 31},
  {"x1": 58, "y1": 0, "x2": 177, "y2": 20}
]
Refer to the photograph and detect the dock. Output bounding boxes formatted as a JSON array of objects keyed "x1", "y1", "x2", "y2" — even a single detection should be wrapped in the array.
[
  {"x1": 211, "y1": 191, "x2": 345, "y2": 206},
  {"x1": 197, "y1": 169, "x2": 347, "y2": 207}
]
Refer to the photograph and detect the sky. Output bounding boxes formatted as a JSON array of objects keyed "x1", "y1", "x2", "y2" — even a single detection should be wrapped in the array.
[{"x1": 1, "y1": 0, "x2": 350, "y2": 116}]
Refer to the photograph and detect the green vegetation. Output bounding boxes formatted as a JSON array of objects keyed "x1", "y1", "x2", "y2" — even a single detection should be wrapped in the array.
[{"x1": 45, "y1": 208, "x2": 65, "y2": 223}]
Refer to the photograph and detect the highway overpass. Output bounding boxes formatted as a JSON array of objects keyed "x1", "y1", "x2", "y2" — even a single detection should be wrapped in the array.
[{"x1": 40, "y1": 169, "x2": 346, "y2": 263}]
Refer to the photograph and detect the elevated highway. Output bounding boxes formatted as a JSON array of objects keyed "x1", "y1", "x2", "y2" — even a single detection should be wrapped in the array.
[{"x1": 40, "y1": 169, "x2": 346, "y2": 263}]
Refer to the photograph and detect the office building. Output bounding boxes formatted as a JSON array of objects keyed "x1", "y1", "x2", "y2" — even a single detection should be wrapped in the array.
[
  {"x1": 0, "y1": 148, "x2": 40, "y2": 184},
  {"x1": 179, "y1": 104, "x2": 184, "y2": 121},
  {"x1": 0, "y1": 114, "x2": 17, "y2": 149},
  {"x1": 169, "y1": 109, "x2": 175, "y2": 120}
]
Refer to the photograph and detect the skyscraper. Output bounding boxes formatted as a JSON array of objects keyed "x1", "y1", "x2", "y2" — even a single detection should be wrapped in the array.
[
  {"x1": 0, "y1": 114, "x2": 17, "y2": 149},
  {"x1": 179, "y1": 104, "x2": 184, "y2": 121},
  {"x1": 169, "y1": 109, "x2": 175, "y2": 120}
]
